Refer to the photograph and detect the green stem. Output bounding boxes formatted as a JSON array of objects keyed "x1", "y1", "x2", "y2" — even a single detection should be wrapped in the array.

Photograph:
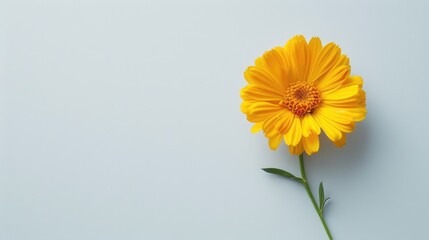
[{"x1": 299, "y1": 154, "x2": 333, "y2": 240}]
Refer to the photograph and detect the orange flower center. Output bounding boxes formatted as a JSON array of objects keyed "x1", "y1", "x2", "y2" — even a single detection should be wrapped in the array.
[{"x1": 281, "y1": 81, "x2": 321, "y2": 117}]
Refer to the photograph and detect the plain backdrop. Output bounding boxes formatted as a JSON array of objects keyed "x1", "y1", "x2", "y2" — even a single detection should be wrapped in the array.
[{"x1": 1, "y1": 0, "x2": 428, "y2": 239}]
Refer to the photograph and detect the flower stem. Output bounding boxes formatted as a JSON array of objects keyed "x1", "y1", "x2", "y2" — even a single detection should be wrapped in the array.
[{"x1": 299, "y1": 154, "x2": 333, "y2": 240}]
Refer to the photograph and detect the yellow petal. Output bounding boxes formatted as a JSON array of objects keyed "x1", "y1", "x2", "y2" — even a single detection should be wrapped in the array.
[
  {"x1": 308, "y1": 42, "x2": 341, "y2": 83},
  {"x1": 284, "y1": 35, "x2": 309, "y2": 82},
  {"x1": 316, "y1": 107, "x2": 355, "y2": 133},
  {"x1": 254, "y1": 47, "x2": 290, "y2": 89},
  {"x1": 269, "y1": 134, "x2": 283, "y2": 150},
  {"x1": 251, "y1": 122, "x2": 263, "y2": 133},
  {"x1": 347, "y1": 107, "x2": 367, "y2": 122},
  {"x1": 334, "y1": 54, "x2": 350, "y2": 68},
  {"x1": 317, "y1": 106, "x2": 354, "y2": 124},
  {"x1": 322, "y1": 85, "x2": 359, "y2": 101},
  {"x1": 288, "y1": 138, "x2": 304, "y2": 155},
  {"x1": 276, "y1": 110, "x2": 295, "y2": 134},
  {"x1": 334, "y1": 133, "x2": 346, "y2": 147},
  {"x1": 302, "y1": 113, "x2": 321, "y2": 137},
  {"x1": 284, "y1": 117, "x2": 302, "y2": 146},
  {"x1": 240, "y1": 84, "x2": 284, "y2": 103},
  {"x1": 323, "y1": 94, "x2": 363, "y2": 107},
  {"x1": 317, "y1": 64, "x2": 350, "y2": 93},
  {"x1": 262, "y1": 113, "x2": 281, "y2": 138},
  {"x1": 323, "y1": 75, "x2": 364, "y2": 103},
  {"x1": 241, "y1": 101, "x2": 283, "y2": 122},
  {"x1": 322, "y1": 89, "x2": 366, "y2": 120},
  {"x1": 244, "y1": 67, "x2": 286, "y2": 92},
  {"x1": 312, "y1": 111, "x2": 342, "y2": 142},
  {"x1": 303, "y1": 134, "x2": 320, "y2": 155},
  {"x1": 308, "y1": 37, "x2": 322, "y2": 53},
  {"x1": 307, "y1": 37, "x2": 323, "y2": 82},
  {"x1": 343, "y1": 75, "x2": 363, "y2": 88}
]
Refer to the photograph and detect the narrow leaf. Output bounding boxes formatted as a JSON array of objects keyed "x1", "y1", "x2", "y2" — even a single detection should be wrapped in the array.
[
  {"x1": 323, "y1": 197, "x2": 331, "y2": 207},
  {"x1": 321, "y1": 197, "x2": 331, "y2": 214},
  {"x1": 319, "y1": 182, "x2": 325, "y2": 210},
  {"x1": 262, "y1": 168, "x2": 304, "y2": 183}
]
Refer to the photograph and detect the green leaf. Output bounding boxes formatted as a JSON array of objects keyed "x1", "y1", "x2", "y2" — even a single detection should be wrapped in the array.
[
  {"x1": 321, "y1": 197, "x2": 331, "y2": 214},
  {"x1": 319, "y1": 182, "x2": 325, "y2": 211},
  {"x1": 262, "y1": 168, "x2": 304, "y2": 183},
  {"x1": 324, "y1": 197, "x2": 331, "y2": 206}
]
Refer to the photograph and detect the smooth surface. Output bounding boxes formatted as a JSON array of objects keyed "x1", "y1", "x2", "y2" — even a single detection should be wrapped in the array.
[{"x1": 1, "y1": 0, "x2": 428, "y2": 239}]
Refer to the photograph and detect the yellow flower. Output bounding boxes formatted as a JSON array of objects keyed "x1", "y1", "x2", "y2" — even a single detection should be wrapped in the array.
[{"x1": 240, "y1": 35, "x2": 366, "y2": 155}]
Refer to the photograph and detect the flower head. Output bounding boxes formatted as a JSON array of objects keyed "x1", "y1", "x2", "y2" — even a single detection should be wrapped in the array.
[{"x1": 240, "y1": 35, "x2": 366, "y2": 155}]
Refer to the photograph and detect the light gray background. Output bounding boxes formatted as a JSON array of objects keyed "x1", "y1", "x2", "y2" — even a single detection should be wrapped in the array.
[{"x1": 1, "y1": 0, "x2": 428, "y2": 239}]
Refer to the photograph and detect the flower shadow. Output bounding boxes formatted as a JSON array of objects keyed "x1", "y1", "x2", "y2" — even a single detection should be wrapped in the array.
[{"x1": 306, "y1": 119, "x2": 374, "y2": 186}]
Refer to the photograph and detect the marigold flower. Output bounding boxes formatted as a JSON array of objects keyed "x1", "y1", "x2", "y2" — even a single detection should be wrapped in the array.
[{"x1": 241, "y1": 35, "x2": 366, "y2": 155}]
